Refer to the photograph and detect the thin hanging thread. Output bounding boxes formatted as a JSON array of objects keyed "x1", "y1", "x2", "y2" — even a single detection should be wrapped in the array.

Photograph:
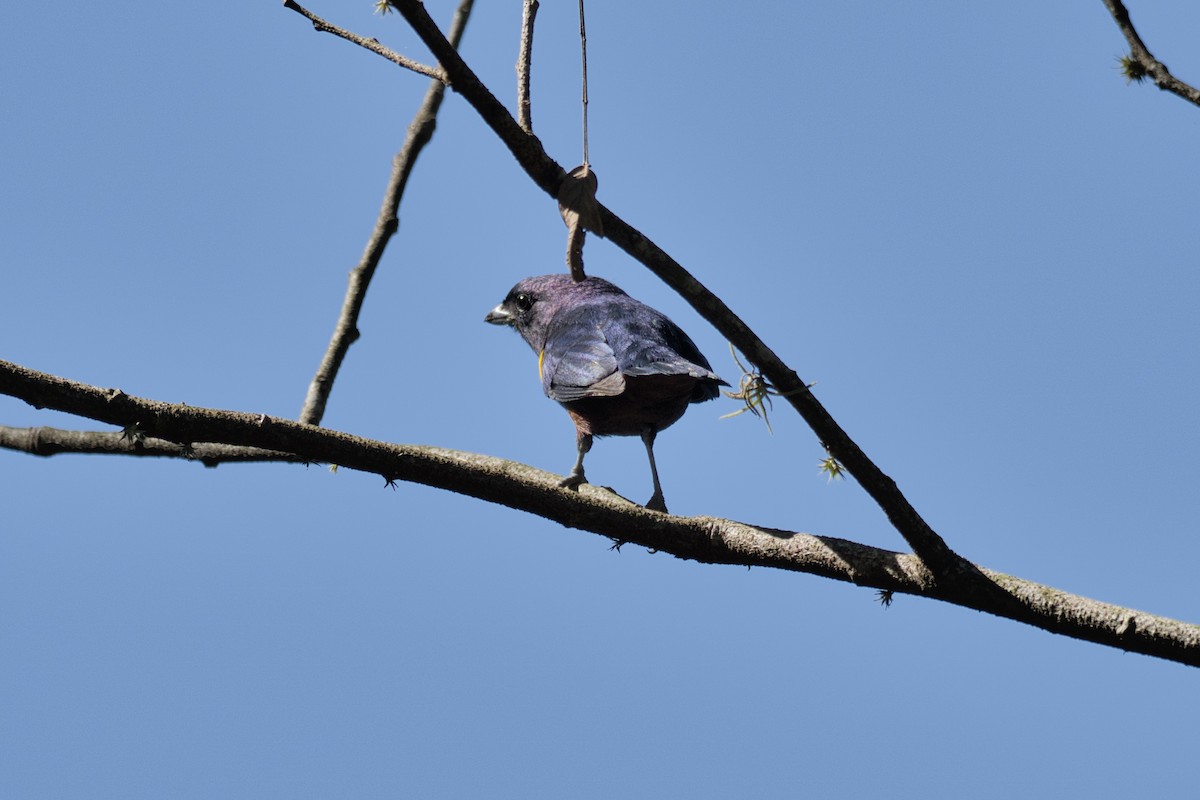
[{"x1": 578, "y1": 0, "x2": 589, "y2": 168}]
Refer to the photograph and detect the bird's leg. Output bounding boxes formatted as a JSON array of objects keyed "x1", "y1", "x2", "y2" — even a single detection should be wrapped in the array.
[
  {"x1": 641, "y1": 428, "x2": 668, "y2": 513},
  {"x1": 559, "y1": 431, "x2": 592, "y2": 489}
]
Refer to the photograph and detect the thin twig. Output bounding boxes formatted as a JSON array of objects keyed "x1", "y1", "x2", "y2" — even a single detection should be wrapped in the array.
[
  {"x1": 577, "y1": 0, "x2": 590, "y2": 167},
  {"x1": 387, "y1": 0, "x2": 965, "y2": 583},
  {"x1": 517, "y1": 0, "x2": 539, "y2": 133},
  {"x1": 2, "y1": 360, "x2": 1199, "y2": 668},
  {"x1": 1102, "y1": 0, "x2": 1200, "y2": 108},
  {"x1": 282, "y1": 0, "x2": 447, "y2": 83},
  {"x1": 298, "y1": 0, "x2": 475, "y2": 426}
]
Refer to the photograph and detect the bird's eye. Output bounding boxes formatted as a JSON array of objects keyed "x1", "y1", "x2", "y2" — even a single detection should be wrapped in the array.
[{"x1": 515, "y1": 292, "x2": 534, "y2": 312}]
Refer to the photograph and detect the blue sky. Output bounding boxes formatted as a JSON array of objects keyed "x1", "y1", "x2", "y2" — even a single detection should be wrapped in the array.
[{"x1": 2, "y1": 2, "x2": 1199, "y2": 797}]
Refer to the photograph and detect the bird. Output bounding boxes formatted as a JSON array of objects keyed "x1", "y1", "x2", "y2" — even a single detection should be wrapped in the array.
[{"x1": 485, "y1": 274, "x2": 726, "y2": 513}]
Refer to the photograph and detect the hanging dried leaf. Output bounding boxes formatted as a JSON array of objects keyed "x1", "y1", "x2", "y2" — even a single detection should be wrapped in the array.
[
  {"x1": 558, "y1": 165, "x2": 603, "y2": 282},
  {"x1": 557, "y1": 164, "x2": 604, "y2": 237}
]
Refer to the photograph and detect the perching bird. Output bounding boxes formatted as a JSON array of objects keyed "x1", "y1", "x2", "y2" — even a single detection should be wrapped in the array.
[{"x1": 485, "y1": 274, "x2": 726, "y2": 513}]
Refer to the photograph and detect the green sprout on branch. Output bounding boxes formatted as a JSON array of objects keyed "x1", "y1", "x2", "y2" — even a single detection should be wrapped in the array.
[
  {"x1": 818, "y1": 454, "x2": 846, "y2": 482},
  {"x1": 720, "y1": 343, "x2": 812, "y2": 434},
  {"x1": 1118, "y1": 54, "x2": 1147, "y2": 84}
]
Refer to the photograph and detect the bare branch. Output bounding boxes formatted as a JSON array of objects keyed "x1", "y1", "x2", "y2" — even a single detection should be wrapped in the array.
[
  {"x1": 1102, "y1": 0, "x2": 1200, "y2": 107},
  {"x1": 299, "y1": 0, "x2": 475, "y2": 426},
  {"x1": 517, "y1": 0, "x2": 539, "y2": 133},
  {"x1": 0, "y1": 425, "x2": 308, "y2": 466},
  {"x1": 282, "y1": 0, "x2": 447, "y2": 83},
  {"x1": 383, "y1": 0, "x2": 965, "y2": 582},
  {"x1": 3, "y1": 358, "x2": 1199, "y2": 667}
]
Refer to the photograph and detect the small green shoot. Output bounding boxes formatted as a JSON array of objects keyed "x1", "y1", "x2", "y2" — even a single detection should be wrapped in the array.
[
  {"x1": 1119, "y1": 54, "x2": 1148, "y2": 84},
  {"x1": 818, "y1": 454, "x2": 846, "y2": 482},
  {"x1": 720, "y1": 343, "x2": 812, "y2": 434}
]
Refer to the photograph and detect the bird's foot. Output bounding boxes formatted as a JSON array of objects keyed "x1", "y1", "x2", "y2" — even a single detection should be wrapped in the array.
[
  {"x1": 644, "y1": 491, "x2": 668, "y2": 514},
  {"x1": 558, "y1": 470, "x2": 588, "y2": 490}
]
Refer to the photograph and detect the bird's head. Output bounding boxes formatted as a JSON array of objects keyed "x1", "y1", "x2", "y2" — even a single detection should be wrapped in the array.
[{"x1": 485, "y1": 274, "x2": 622, "y2": 352}]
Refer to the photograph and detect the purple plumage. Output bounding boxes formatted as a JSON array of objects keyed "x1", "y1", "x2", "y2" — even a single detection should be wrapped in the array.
[{"x1": 486, "y1": 274, "x2": 726, "y2": 512}]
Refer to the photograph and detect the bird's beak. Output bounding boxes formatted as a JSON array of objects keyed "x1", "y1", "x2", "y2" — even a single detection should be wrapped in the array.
[{"x1": 484, "y1": 304, "x2": 513, "y2": 326}]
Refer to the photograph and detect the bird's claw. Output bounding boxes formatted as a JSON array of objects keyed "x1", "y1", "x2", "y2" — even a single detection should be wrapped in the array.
[{"x1": 558, "y1": 471, "x2": 587, "y2": 490}]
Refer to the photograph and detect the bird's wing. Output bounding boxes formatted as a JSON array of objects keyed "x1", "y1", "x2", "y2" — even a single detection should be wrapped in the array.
[
  {"x1": 608, "y1": 314, "x2": 727, "y2": 398},
  {"x1": 540, "y1": 321, "x2": 625, "y2": 402}
]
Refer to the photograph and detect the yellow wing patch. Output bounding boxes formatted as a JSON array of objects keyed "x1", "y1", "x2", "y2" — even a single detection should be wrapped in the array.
[{"x1": 538, "y1": 348, "x2": 545, "y2": 381}]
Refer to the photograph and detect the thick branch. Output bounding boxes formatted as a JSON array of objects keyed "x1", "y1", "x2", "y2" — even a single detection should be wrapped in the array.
[
  {"x1": 3, "y1": 359, "x2": 1199, "y2": 667},
  {"x1": 1102, "y1": 0, "x2": 1200, "y2": 107},
  {"x1": 378, "y1": 0, "x2": 963, "y2": 582},
  {"x1": 299, "y1": 0, "x2": 475, "y2": 426}
]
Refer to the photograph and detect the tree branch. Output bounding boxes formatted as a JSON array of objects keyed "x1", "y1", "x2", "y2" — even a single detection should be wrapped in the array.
[
  {"x1": 1102, "y1": 0, "x2": 1200, "y2": 107},
  {"x1": 516, "y1": 0, "x2": 538, "y2": 133},
  {"x1": 299, "y1": 0, "x2": 475, "y2": 426},
  {"x1": 0, "y1": 425, "x2": 308, "y2": 466},
  {"x1": 372, "y1": 0, "x2": 965, "y2": 583},
  {"x1": 282, "y1": 0, "x2": 447, "y2": 83},
  {"x1": 3, "y1": 358, "x2": 1199, "y2": 667}
]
